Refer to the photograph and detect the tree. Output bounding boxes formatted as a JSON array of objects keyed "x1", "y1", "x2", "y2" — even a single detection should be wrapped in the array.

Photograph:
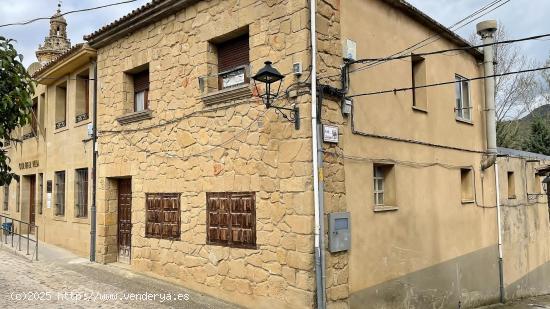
[
  {"x1": 470, "y1": 26, "x2": 540, "y2": 148},
  {"x1": 523, "y1": 116, "x2": 550, "y2": 155},
  {"x1": 0, "y1": 36, "x2": 35, "y2": 186},
  {"x1": 542, "y1": 53, "x2": 550, "y2": 105}
]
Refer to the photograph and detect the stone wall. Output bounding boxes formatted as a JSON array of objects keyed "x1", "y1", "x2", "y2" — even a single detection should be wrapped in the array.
[{"x1": 95, "y1": 0, "x2": 319, "y2": 307}]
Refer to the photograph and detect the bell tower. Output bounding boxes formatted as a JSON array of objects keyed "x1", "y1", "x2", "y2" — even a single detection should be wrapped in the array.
[{"x1": 36, "y1": 1, "x2": 71, "y2": 64}]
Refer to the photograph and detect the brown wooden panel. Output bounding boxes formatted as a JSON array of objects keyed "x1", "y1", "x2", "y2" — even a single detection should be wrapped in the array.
[
  {"x1": 217, "y1": 35, "x2": 249, "y2": 72},
  {"x1": 145, "y1": 193, "x2": 180, "y2": 240},
  {"x1": 117, "y1": 179, "x2": 132, "y2": 263},
  {"x1": 206, "y1": 192, "x2": 256, "y2": 249}
]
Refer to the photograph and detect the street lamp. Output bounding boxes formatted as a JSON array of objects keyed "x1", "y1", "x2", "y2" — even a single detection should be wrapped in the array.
[{"x1": 252, "y1": 61, "x2": 300, "y2": 130}]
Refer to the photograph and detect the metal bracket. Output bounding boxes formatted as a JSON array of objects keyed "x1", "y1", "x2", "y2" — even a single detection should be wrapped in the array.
[{"x1": 271, "y1": 105, "x2": 300, "y2": 130}]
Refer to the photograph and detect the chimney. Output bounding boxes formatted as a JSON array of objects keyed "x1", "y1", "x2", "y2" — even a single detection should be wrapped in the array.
[{"x1": 477, "y1": 20, "x2": 498, "y2": 155}]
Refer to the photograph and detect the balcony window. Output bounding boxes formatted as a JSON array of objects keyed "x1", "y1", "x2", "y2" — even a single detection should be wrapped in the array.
[
  {"x1": 75, "y1": 70, "x2": 90, "y2": 123},
  {"x1": 55, "y1": 82, "x2": 67, "y2": 129},
  {"x1": 455, "y1": 75, "x2": 472, "y2": 121},
  {"x1": 412, "y1": 55, "x2": 427, "y2": 111}
]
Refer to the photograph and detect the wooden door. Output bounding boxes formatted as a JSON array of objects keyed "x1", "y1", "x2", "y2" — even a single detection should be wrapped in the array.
[
  {"x1": 29, "y1": 176, "x2": 36, "y2": 233},
  {"x1": 117, "y1": 179, "x2": 132, "y2": 263}
]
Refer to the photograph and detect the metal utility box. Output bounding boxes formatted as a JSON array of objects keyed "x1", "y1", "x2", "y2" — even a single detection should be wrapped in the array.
[{"x1": 328, "y1": 212, "x2": 350, "y2": 253}]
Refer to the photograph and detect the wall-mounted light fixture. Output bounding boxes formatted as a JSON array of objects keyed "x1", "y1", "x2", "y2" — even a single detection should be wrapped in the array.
[{"x1": 252, "y1": 61, "x2": 299, "y2": 130}]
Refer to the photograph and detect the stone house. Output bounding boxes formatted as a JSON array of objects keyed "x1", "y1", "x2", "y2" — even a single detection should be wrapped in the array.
[
  {"x1": 1, "y1": 0, "x2": 549, "y2": 308},
  {"x1": 1, "y1": 8, "x2": 96, "y2": 257}
]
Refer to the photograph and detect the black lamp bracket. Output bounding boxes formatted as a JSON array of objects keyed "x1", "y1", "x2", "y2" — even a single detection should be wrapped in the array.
[{"x1": 271, "y1": 104, "x2": 300, "y2": 130}]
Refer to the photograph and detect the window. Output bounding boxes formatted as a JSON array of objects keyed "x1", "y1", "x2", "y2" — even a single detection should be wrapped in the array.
[
  {"x1": 373, "y1": 166, "x2": 385, "y2": 206},
  {"x1": 55, "y1": 81, "x2": 67, "y2": 129},
  {"x1": 23, "y1": 98, "x2": 38, "y2": 140},
  {"x1": 38, "y1": 173, "x2": 43, "y2": 214},
  {"x1": 16, "y1": 181, "x2": 20, "y2": 212},
  {"x1": 39, "y1": 93, "x2": 45, "y2": 133},
  {"x1": 3, "y1": 185, "x2": 8, "y2": 211},
  {"x1": 373, "y1": 164, "x2": 397, "y2": 210},
  {"x1": 206, "y1": 192, "x2": 256, "y2": 248},
  {"x1": 216, "y1": 34, "x2": 249, "y2": 90},
  {"x1": 455, "y1": 75, "x2": 471, "y2": 121},
  {"x1": 133, "y1": 70, "x2": 149, "y2": 112},
  {"x1": 75, "y1": 70, "x2": 90, "y2": 123},
  {"x1": 411, "y1": 55, "x2": 427, "y2": 110},
  {"x1": 534, "y1": 174, "x2": 542, "y2": 194},
  {"x1": 145, "y1": 193, "x2": 181, "y2": 240},
  {"x1": 507, "y1": 171, "x2": 516, "y2": 199},
  {"x1": 75, "y1": 169, "x2": 88, "y2": 218},
  {"x1": 460, "y1": 168, "x2": 474, "y2": 202},
  {"x1": 55, "y1": 171, "x2": 66, "y2": 216}
]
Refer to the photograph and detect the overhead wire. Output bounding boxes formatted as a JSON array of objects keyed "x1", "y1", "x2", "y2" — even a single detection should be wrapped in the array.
[
  {"x1": 348, "y1": 66, "x2": 550, "y2": 98},
  {"x1": 318, "y1": 0, "x2": 511, "y2": 80},
  {"x1": 349, "y1": 33, "x2": 550, "y2": 64},
  {"x1": 349, "y1": 0, "x2": 511, "y2": 74},
  {"x1": 0, "y1": 0, "x2": 140, "y2": 28}
]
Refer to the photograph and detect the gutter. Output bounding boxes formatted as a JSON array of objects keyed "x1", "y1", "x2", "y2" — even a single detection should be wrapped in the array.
[
  {"x1": 310, "y1": 0, "x2": 326, "y2": 308},
  {"x1": 90, "y1": 60, "x2": 98, "y2": 262}
]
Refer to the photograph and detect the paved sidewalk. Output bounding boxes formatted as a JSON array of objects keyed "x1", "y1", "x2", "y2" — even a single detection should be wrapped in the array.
[
  {"x1": 0, "y1": 240, "x2": 240, "y2": 308},
  {"x1": 478, "y1": 295, "x2": 550, "y2": 309}
]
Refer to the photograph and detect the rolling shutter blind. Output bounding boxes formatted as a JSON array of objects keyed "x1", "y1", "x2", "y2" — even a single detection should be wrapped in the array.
[
  {"x1": 145, "y1": 193, "x2": 181, "y2": 240},
  {"x1": 217, "y1": 35, "x2": 250, "y2": 72},
  {"x1": 134, "y1": 70, "x2": 149, "y2": 92},
  {"x1": 206, "y1": 192, "x2": 256, "y2": 248}
]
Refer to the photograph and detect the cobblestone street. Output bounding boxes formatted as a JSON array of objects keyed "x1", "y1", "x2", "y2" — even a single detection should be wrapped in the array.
[{"x1": 0, "y1": 241, "x2": 238, "y2": 308}]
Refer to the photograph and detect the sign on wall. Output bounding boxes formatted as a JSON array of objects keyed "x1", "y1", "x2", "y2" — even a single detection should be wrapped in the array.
[
  {"x1": 46, "y1": 180, "x2": 52, "y2": 209},
  {"x1": 19, "y1": 160, "x2": 39, "y2": 170},
  {"x1": 323, "y1": 125, "x2": 339, "y2": 143}
]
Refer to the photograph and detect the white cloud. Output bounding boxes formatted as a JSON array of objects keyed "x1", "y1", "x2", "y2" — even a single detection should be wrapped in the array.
[{"x1": 407, "y1": 0, "x2": 550, "y2": 63}]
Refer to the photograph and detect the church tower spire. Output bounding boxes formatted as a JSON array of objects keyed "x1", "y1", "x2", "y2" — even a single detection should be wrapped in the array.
[{"x1": 36, "y1": 1, "x2": 71, "y2": 64}]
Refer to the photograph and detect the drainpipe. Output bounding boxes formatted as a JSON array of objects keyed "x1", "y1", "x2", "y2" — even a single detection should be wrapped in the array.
[
  {"x1": 90, "y1": 60, "x2": 98, "y2": 262},
  {"x1": 477, "y1": 20, "x2": 504, "y2": 303},
  {"x1": 310, "y1": 0, "x2": 326, "y2": 308}
]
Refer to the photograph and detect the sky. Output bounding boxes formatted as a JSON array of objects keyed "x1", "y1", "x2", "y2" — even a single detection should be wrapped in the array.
[{"x1": 0, "y1": 0, "x2": 549, "y2": 67}]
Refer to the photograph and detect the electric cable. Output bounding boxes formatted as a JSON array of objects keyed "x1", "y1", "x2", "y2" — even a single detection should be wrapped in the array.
[
  {"x1": 318, "y1": 0, "x2": 511, "y2": 80},
  {"x1": 348, "y1": 66, "x2": 550, "y2": 98},
  {"x1": 0, "y1": 0, "x2": 140, "y2": 28},
  {"x1": 350, "y1": 33, "x2": 550, "y2": 64}
]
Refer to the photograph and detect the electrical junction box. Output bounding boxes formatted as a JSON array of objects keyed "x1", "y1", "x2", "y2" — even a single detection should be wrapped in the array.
[
  {"x1": 343, "y1": 39, "x2": 357, "y2": 61},
  {"x1": 293, "y1": 62, "x2": 302, "y2": 76},
  {"x1": 329, "y1": 212, "x2": 350, "y2": 253},
  {"x1": 87, "y1": 123, "x2": 94, "y2": 138},
  {"x1": 342, "y1": 98, "x2": 352, "y2": 116}
]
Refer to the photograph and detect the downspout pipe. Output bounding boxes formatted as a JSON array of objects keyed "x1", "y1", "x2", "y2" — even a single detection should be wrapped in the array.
[
  {"x1": 477, "y1": 20, "x2": 504, "y2": 303},
  {"x1": 310, "y1": 0, "x2": 326, "y2": 308},
  {"x1": 90, "y1": 60, "x2": 98, "y2": 262}
]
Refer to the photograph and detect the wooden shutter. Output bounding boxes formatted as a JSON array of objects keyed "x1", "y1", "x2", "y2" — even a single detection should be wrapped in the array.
[
  {"x1": 217, "y1": 35, "x2": 249, "y2": 72},
  {"x1": 145, "y1": 193, "x2": 181, "y2": 240},
  {"x1": 206, "y1": 192, "x2": 256, "y2": 248}
]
